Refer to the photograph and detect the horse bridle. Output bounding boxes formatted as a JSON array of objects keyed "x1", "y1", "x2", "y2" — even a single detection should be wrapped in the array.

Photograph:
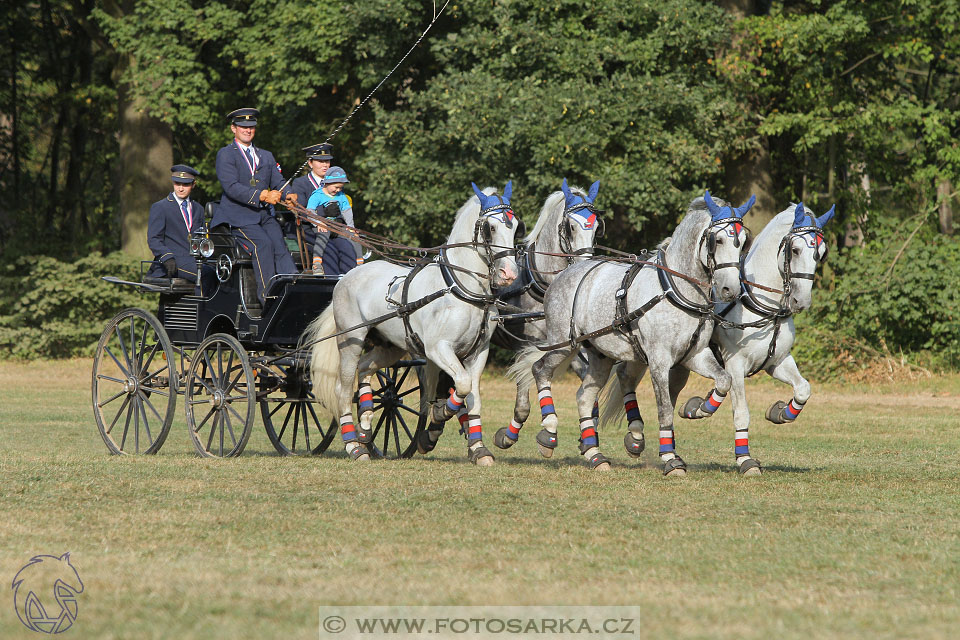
[
  {"x1": 558, "y1": 201, "x2": 605, "y2": 264},
  {"x1": 469, "y1": 198, "x2": 522, "y2": 287},
  {"x1": 699, "y1": 217, "x2": 750, "y2": 274},
  {"x1": 775, "y1": 224, "x2": 826, "y2": 297}
]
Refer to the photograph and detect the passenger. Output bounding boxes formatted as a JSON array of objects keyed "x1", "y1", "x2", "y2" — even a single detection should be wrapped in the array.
[
  {"x1": 210, "y1": 107, "x2": 298, "y2": 304},
  {"x1": 288, "y1": 143, "x2": 334, "y2": 264},
  {"x1": 147, "y1": 164, "x2": 204, "y2": 285},
  {"x1": 306, "y1": 166, "x2": 362, "y2": 276}
]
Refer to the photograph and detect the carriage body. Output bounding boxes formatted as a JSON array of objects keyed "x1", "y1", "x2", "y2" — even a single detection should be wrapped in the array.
[{"x1": 92, "y1": 220, "x2": 427, "y2": 459}]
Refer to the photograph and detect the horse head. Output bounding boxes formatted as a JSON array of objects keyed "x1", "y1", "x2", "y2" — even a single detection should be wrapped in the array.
[
  {"x1": 782, "y1": 202, "x2": 835, "y2": 312},
  {"x1": 471, "y1": 181, "x2": 519, "y2": 288},
  {"x1": 702, "y1": 190, "x2": 754, "y2": 302},
  {"x1": 558, "y1": 178, "x2": 602, "y2": 260}
]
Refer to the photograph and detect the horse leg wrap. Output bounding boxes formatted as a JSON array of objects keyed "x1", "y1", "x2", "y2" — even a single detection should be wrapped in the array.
[
  {"x1": 416, "y1": 421, "x2": 445, "y2": 455},
  {"x1": 461, "y1": 414, "x2": 483, "y2": 444},
  {"x1": 432, "y1": 389, "x2": 465, "y2": 423},
  {"x1": 494, "y1": 418, "x2": 523, "y2": 449},
  {"x1": 734, "y1": 428, "x2": 750, "y2": 459},
  {"x1": 356, "y1": 384, "x2": 374, "y2": 442},
  {"x1": 680, "y1": 389, "x2": 725, "y2": 419},
  {"x1": 340, "y1": 414, "x2": 369, "y2": 460},
  {"x1": 578, "y1": 417, "x2": 599, "y2": 456},
  {"x1": 538, "y1": 385, "x2": 557, "y2": 428},
  {"x1": 623, "y1": 392, "x2": 642, "y2": 423},
  {"x1": 767, "y1": 398, "x2": 805, "y2": 424},
  {"x1": 658, "y1": 427, "x2": 677, "y2": 458}
]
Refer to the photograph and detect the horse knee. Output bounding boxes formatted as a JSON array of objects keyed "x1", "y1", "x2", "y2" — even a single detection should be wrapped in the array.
[
  {"x1": 795, "y1": 378, "x2": 811, "y2": 404},
  {"x1": 715, "y1": 370, "x2": 733, "y2": 395}
]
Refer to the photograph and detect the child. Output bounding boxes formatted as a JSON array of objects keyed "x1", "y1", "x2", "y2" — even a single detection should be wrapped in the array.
[{"x1": 305, "y1": 166, "x2": 363, "y2": 275}]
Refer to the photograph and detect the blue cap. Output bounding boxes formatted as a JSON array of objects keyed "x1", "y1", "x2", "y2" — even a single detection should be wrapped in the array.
[
  {"x1": 171, "y1": 164, "x2": 198, "y2": 184},
  {"x1": 323, "y1": 166, "x2": 349, "y2": 184},
  {"x1": 303, "y1": 143, "x2": 334, "y2": 160},
  {"x1": 227, "y1": 107, "x2": 259, "y2": 127}
]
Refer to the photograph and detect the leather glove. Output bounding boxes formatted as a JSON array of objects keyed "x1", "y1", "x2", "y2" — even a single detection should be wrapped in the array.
[
  {"x1": 259, "y1": 189, "x2": 282, "y2": 205},
  {"x1": 163, "y1": 258, "x2": 177, "y2": 275},
  {"x1": 284, "y1": 193, "x2": 298, "y2": 205}
]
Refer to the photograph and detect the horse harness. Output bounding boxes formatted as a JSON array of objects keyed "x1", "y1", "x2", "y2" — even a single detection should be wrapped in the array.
[
  {"x1": 393, "y1": 203, "x2": 521, "y2": 359},
  {"x1": 712, "y1": 224, "x2": 826, "y2": 376},
  {"x1": 558, "y1": 201, "x2": 605, "y2": 262}
]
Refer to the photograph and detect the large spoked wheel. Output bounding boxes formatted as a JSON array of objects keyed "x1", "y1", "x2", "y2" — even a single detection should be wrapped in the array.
[
  {"x1": 185, "y1": 334, "x2": 255, "y2": 458},
  {"x1": 258, "y1": 364, "x2": 338, "y2": 456},
  {"x1": 92, "y1": 308, "x2": 177, "y2": 455},
  {"x1": 363, "y1": 360, "x2": 428, "y2": 459}
]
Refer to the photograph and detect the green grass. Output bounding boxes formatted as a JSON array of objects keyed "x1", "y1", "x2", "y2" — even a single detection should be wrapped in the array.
[{"x1": 1, "y1": 359, "x2": 959, "y2": 639}]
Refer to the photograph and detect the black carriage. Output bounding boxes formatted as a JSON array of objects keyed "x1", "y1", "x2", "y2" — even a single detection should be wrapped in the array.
[{"x1": 91, "y1": 208, "x2": 428, "y2": 458}]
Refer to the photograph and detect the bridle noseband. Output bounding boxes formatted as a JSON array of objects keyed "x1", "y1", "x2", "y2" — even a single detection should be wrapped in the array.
[{"x1": 699, "y1": 217, "x2": 748, "y2": 274}]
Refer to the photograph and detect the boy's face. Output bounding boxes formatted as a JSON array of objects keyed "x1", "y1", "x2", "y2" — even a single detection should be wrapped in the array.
[
  {"x1": 324, "y1": 182, "x2": 344, "y2": 196},
  {"x1": 173, "y1": 181, "x2": 194, "y2": 199}
]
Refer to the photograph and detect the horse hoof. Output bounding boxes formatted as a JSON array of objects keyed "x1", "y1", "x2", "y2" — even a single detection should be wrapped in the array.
[
  {"x1": 765, "y1": 401, "x2": 789, "y2": 424},
  {"x1": 468, "y1": 444, "x2": 495, "y2": 466},
  {"x1": 475, "y1": 455, "x2": 495, "y2": 467},
  {"x1": 354, "y1": 453, "x2": 371, "y2": 462},
  {"x1": 535, "y1": 429, "x2": 557, "y2": 458},
  {"x1": 416, "y1": 425, "x2": 443, "y2": 454},
  {"x1": 494, "y1": 427, "x2": 517, "y2": 450},
  {"x1": 586, "y1": 451, "x2": 611, "y2": 470},
  {"x1": 679, "y1": 396, "x2": 705, "y2": 420},
  {"x1": 594, "y1": 461, "x2": 612, "y2": 471},
  {"x1": 662, "y1": 456, "x2": 687, "y2": 477},
  {"x1": 624, "y1": 432, "x2": 645, "y2": 458},
  {"x1": 739, "y1": 458, "x2": 762, "y2": 476}
]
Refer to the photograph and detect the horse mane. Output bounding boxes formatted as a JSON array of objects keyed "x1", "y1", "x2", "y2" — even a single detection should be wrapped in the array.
[
  {"x1": 524, "y1": 186, "x2": 587, "y2": 244},
  {"x1": 746, "y1": 205, "x2": 795, "y2": 261},
  {"x1": 668, "y1": 196, "x2": 714, "y2": 251},
  {"x1": 447, "y1": 186, "x2": 496, "y2": 243}
]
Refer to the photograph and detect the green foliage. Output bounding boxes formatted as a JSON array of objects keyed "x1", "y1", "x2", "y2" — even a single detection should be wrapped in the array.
[
  {"x1": 794, "y1": 214, "x2": 960, "y2": 377},
  {"x1": 0, "y1": 253, "x2": 151, "y2": 359}
]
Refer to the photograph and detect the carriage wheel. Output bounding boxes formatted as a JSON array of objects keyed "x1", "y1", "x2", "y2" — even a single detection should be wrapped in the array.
[
  {"x1": 259, "y1": 366, "x2": 338, "y2": 456},
  {"x1": 363, "y1": 360, "x2": 427, "y2": 459},
  {"x1": 185, "y1": 334, "x2": 255, "y2": 458},
  {"x1": 92, "y1": 308, "x2": 177, "y2": 455}
]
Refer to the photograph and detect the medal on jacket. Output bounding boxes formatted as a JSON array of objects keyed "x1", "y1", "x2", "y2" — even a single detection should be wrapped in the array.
[{"x1": 250, "y1": 177, "x2": 257, "y2": 186}]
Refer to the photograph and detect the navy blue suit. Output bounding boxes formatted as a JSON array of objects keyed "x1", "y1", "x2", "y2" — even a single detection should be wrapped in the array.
[
  {"x1": 147, "y1": 194, "x2": 203, "y2": 282},
  {"x1": 287, "y1": 172, "x2": 322, "y2": 251},
  {"x1": 211, "y1": 141, "x2": 297, "y2": 302}
]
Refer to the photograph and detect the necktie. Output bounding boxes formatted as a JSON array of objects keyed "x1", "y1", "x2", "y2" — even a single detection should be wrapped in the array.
[
  {"x1": 181, "y1": 200, "x2": 192, "y2": 231},
  {"x1": 244, "y1": 147, "x2": 256, "y2": 173}
]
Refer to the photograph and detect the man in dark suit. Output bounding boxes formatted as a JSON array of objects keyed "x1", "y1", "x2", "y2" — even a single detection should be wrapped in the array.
[
  {"x1": 286, "y1": 142, "x2": 334, "y2": 259},
  {"x1": 210, "y1": 107, "x2": 298, "y2": 304},
  {"x1": 147, "y1": 164, "x2": 204, "y2": 284}
]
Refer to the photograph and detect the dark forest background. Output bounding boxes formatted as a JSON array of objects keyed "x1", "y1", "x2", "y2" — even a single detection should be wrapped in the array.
[{"x1": 1, "y1": 0, "x2": 958, "y2": 374}]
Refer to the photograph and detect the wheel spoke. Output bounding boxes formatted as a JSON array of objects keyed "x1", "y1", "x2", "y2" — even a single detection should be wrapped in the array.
[
  {"x1": 219, "y1": 410, "x2": 225, "y2": 456},
  {"x1": 291, "y1": 403, "x2": 300, "y2": 451},
  {"x1": 97, "y1": 373, "x2": 125, "y2": 385},
  {"x1": 137, "y1": 396, "x2": 154, "y2": 446},
  {"x1": 138, "y1": 390, "x2": 165, "y2": 423},
  {"x1": 140, "y1": 337, "x2": 161, "y2": 378},
  {"x1": 225, "y1": 370, "x2": 245, "y2": 396},
  {"x1": 98, "y1": 389, "x2": 127, "y2": 408},
  {"x1": 397, "y1": 386, "x2": 421, "y2": 399},
  {"x1": 119, "y1": 400, "x2": 133, "y2": 450},
  {"x1": 371, "y1": 409, "x2": 387, "y2": 439},
  {"x1": 396, "y1": 410, "x2": 415, "y2": 441},
  {"x1": 104, "y1": 345, "x2": 131, "y2": 378},
  {"x1": 223, "y1": 409, "x2": 238, "y2": 447},
  {"x1": 396, "y1": 403, "x2": 423, "y2": 417},
  {"x1": 115, "y1": 325, "x2": 133, "y2": 375},
  {"x1": 206, "y1": 412, "x2": 219, "y2": 451},
  {"x1": 383, "y1": 412, "x2": 392, "y2": 455},
  {"x1": 217, "y1": 343, "x2": 224, "y2": 387},
  {"x1": 267, "y1": 401, "x2": 285, "y2": 419},
  {"x1": 106, "y1": 395, "x2": 131, "y2": 435},
  {"x1": 305, "y1": 402, "x2": 326, "y2": 435},
  {"x1": 225, "y1": 401, "x2": 245, "y2": 424},
  {"x1": 301, "y1": 404, "x2": 312, "y2": 450},
  {"x1": 137, "y1": 318, "x2": 149, "y2": 375},
  {"x1": 203, "y1": 350, "x2": 219, "y2": 388},
  {"x1": 133, "y1": 395, "x2": 141, "y2": 453},
  {"x1": 395, "y1": 367, "x2": 411, "y2": 389},
  {"x1": 277, "y1": 403, "x2": 295, "y2": 441},
  {"x1": 195, "y1": 406, "x2": 216, "y2": 432},
  {"x1": 144, "y1": 388, "x2": 169, "y2": 398}
]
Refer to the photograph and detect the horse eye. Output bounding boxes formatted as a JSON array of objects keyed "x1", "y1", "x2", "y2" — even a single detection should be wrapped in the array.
[{"x1": 792, "y1": 246, "x2": 801, "y2": 256}]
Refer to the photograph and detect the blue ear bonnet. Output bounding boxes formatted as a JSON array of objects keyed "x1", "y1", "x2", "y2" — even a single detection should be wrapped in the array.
[
  {"x1": 471, "y1": 180, "x2": 513, "y2": 211},
  {"x1": 792, "y1": 202, "x2": 836, "y2": 229},
  {"x1": 704, "y1": 190, "x2": 754, "y2": 221},
  {"x1": 561, "y1": 178, "x2": 600, "y2": 209}
]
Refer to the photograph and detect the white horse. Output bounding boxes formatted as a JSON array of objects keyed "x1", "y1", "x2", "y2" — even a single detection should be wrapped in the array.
[
  {"x1": 601, "y1": 202, "x2": 835, "y2": 475},
  {"x1": 519, "y1": 192, "x2": 752, "y2": 474},
  {"x1": 489, "y1": 178, "x2": 603, "y2": 449},
  {"x1": 304, "y1": 183, "x2": 520, "y2": 464}
]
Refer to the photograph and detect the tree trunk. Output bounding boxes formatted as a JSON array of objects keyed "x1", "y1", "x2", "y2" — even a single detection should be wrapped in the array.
[
  {"x1": 119, "y1": 76, "x2": 172, "y2": 258},
  {"x1": 938, "y1": 178, "x2": 954, "y2": 236}
]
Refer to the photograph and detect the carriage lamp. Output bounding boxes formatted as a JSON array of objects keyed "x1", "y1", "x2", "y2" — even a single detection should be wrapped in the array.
[
  {"x1": 190, "y1": 237, "x2": 201, "y2": 256},
  {"x1": 199, "y1": 238, "x2": 214, "y2": 258}
]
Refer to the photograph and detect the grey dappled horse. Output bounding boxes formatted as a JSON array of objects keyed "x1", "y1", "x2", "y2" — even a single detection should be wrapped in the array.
[
  {"x1": 516, "y1": 192, "x2": 752, "y2": 474},
  {"x1": 665, "y1": 203, "x2": 835, "y2": 468},
  {"x1": 304, "y1": 183, "x2": 520, "y2": 464},
  {"x1": 487, "y1": 178, "x2": 603, "y2": 449}
]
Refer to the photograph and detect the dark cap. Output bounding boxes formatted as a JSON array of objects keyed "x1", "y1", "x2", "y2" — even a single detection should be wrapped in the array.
[
  {"x1": 303, "y1": 143, "x2": 334, "y2": 161},
  {"x1": 171, "y1": 164, "x2": 199, "y2": 184},
  {"x1": 227, "y1": 107, "x2": 259, "y2": 127},
  {"x1": 323, "y1": 166, "x2": 349, "y2": 184}
]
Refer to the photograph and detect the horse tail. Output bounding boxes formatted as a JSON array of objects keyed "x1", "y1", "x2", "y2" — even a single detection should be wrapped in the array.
[
  {"x1": 303, "y1": 306, "x2": 341, "y2": 414},
  {"x1": 507, "y1": 346, "x2": 543, "y2": 390},
  {"x1": 597, "y1": 363, "x2": 626, "y2": 429}
]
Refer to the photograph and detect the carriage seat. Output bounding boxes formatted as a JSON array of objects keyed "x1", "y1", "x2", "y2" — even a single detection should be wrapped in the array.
[{"x1": 141, "y1": 276, "x2": 195, "y2": 292}]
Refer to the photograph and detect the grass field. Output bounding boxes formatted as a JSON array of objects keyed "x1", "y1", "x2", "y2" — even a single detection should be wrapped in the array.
[{"x1": 1, "y1": 358, "x2": 959, "y2": 639}]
